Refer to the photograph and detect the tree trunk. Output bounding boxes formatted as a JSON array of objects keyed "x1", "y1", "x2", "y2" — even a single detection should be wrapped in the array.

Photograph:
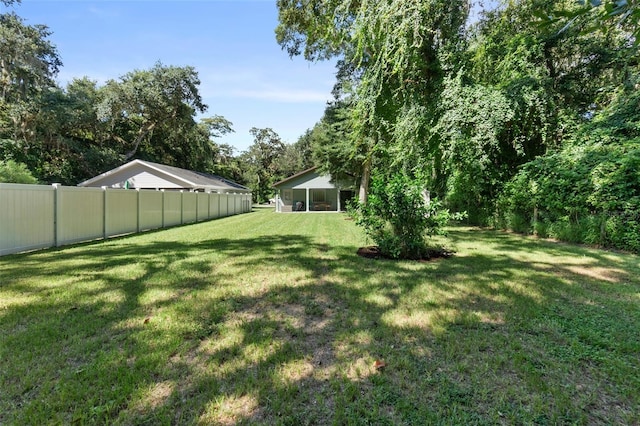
[
  {"x1": 124, "y1": 121, "x2": 156, "y2": 161},
  {"x1": 359, "y1": 155, "x2": 371, "y2": 204}
]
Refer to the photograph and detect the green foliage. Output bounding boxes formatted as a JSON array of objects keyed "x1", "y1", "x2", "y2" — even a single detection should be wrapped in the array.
[
  {"x1": 496, "y1": 138, "x2": 640, "y2": 252},
  {"x1": 536, "y1": 0, "x2": 640, "y2": 44},
  {"x1": 242, "y1": 127, "x2": 286, "y2": 203},
  {"x1": 0, "y1": 158, "x2": 37, "y2": 183},
  {"x1": 309, "y1": 100, "x2": 364, "y2": 189},
  {"x1": 355, "y1": 173, "x2": 462, "y2": 259},
  {"x1": 0, "y1": 12, "x2": 61, "y2": 104},
  {"x1": 496, "y1": 78, "x2": 640, "y2": 253}
]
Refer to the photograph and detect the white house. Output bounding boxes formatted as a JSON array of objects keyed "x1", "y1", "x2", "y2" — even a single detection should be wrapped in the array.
[
  {"x1": 78, "y1": 159, "x2": 250, "y2": 193},
  {"x1": 273, "y1": 167, "x2": 354, "y2": 212}
]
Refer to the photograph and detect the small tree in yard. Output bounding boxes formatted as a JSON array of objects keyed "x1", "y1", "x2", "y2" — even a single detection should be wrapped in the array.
[
  {"x1": 0, "y1": 159, "x2": 38, "y2": 184},
  {"x1": 355, "y1": 173, "x2": 463, "y2": 260}
]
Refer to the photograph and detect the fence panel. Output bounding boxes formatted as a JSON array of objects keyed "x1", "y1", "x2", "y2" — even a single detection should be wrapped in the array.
[
  {"x1": 56, "y1": 186, "x2": 104, "y2": 246},
  {"x1": 219, "y1": 193, "x2": 228, "y2": 217},
  {"x1": 234, "y1": 194, "x2": 242, "y2": 215},
  {"x1": 0, "y1": 184, "x2": 55, "y2": 255},
  {"x1": 1, "y1": 186, "x2": 251, "y2": 256},
  {"x1": 139, "y1": 190, "x2": 163, "y2": 231},
  {"x1": 163, "y1": 191, "x2": 182, "y2": 227},
  {"x1": 105, "y1": 189, "x2": 138, "y2": 237},
  {"x1": 182, "y1": 192, "x2": 197, "y2": 223},
  {"x1": 209, "y1": 192, "x2": 220, "y2": 219},
  {"x1": 196, "y1": 192, "x2": 209, "y2": 222}
]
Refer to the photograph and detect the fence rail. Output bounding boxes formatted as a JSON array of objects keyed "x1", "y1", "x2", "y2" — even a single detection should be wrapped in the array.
[{"x1": 0, "y1": 184, "x2": 252, "y2": 256}]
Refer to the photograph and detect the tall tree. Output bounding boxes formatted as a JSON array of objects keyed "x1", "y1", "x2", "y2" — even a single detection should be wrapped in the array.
[
  {"x1": 242, "y1": 127, "x2": 285, "y2": 203},
  {"x1": 0, "y1": 12, "x2": 61, "y2": 145},
  {"x1": 97, "y1": 62, "x2": 207, "y2": 162},
  {"x1": 277, "y1": 0, "x2": 470, "y2": 202}
]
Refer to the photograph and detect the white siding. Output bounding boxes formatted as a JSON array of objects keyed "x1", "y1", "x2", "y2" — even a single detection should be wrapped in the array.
[{"x1": 129, "y1": 171, "x2": 183, "y2": 189}]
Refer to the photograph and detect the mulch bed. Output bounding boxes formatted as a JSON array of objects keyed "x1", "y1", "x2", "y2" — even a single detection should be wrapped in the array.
[{"x1": 356, "y1": 246, "x2": 454, "y2": 261}]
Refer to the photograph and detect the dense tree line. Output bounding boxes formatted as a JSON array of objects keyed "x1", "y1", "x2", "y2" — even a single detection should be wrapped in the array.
[{"x1": 276, "y1": 0, "x2": 640, "y2": 254}]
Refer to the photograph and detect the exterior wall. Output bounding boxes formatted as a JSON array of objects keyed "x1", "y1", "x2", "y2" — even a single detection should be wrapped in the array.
[
  {"x1": 275, "y1": 170, "x2": 348, "y2": 213},
  {"x1": 0, "y1": 184, "x2": 252, "y2": 256},
  {"x1": 279, "y1": 171, "x2": 336, "y2": 190},
  {"x1": 83, "y1": 163, "x2": 186, "y2": 189},
  {"x1": 128, "y1": 170, "x2": 185, "y2": 189}
]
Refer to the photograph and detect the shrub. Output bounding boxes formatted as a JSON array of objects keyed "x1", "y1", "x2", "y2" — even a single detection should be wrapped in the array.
[
  {"x1": 355, "y1": 173, "x2": 463, "y2": 259},
  {"x1": 495, "y1": 139, "x2": 640, "y2": 253},
  {"x1": 0, "y1": 159, "x2": 38, "y2": 184}
]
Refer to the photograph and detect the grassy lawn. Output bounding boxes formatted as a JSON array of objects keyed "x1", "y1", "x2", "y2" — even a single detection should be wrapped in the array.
[{"x1": 1, "y1": 208, "x2": 639, "y2": 425}]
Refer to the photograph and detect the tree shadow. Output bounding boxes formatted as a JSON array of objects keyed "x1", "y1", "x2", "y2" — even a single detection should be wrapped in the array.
[{"x1": 1, "y1": 224, "x2": 639, "y2": 424}]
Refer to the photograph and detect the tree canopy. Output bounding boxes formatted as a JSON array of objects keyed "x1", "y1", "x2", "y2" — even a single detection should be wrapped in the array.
[{"x1": 276, "y1": 0, "x2": 640, "y2": 255}]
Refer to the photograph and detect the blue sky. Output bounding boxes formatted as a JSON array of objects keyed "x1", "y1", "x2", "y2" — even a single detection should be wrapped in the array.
[{"x1": 8, "y1": 0, "x2": 338, "y2": 153}]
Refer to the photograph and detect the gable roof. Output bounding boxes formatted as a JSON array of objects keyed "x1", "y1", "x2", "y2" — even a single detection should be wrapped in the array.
[
  {"x1": 78, "y1": 159, "x2": 250, "y2": 192},
  {"x1": 273, "y1": 167, "x2": 319, "y2": 188}
]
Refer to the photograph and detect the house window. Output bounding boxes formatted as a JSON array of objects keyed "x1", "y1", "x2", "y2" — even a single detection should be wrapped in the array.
[
  {"x1": 283, "y1": 190, "x2": 292, "y2": 202},
  {"x1": 312, "y1": 190, "x2": 326, "y2": 202}
]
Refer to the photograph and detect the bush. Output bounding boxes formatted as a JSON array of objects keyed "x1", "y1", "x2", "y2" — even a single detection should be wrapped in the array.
[
  {"x1": 495, "y1": 139, "x2": 640, "y2": 253},
  {"x1": 355, "y1": 173, "x2": 464, "y2": 259},
  {"x1": 0, "y1": 159, "x2": 38, "y2": 184}
]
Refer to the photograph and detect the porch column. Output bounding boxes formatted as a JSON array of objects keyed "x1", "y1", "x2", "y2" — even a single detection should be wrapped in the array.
[
  {"x1": 305, "y1": 188, "x2": 309, "y2": 212},
  {"x1": 337, "y1": 189, "x2": 341, "y2": 212}
]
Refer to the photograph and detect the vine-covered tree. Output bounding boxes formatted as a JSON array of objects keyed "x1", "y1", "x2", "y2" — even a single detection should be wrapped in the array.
[{"x1": 277, "y1": 0, "x2": 470, "y2": 258}]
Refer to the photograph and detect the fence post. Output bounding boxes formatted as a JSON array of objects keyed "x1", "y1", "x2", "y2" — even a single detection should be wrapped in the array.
[
  {"x1": 52, "y1": 184, "x2": 61, "y2": 247},
  {"x1": 195, "y1": 190, "x2": 199, "y2": 222},
  {"x1": 161, "y1": 189, "x2": 165, "y2": 229},
  {"x1": 136, "y1": 188, "x2": 141, "y2": 232},
  {"x1": 180, "y1": 190, "x2": 184, "y2": 225},
  {"x1": 102, "y1": 186, "x2": 108, "y2": 239}
]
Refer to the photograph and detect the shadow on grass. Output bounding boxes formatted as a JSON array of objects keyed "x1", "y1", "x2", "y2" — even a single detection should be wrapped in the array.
[{"x1": 1, "y1": 224, "x2": 639, "y2": 424}]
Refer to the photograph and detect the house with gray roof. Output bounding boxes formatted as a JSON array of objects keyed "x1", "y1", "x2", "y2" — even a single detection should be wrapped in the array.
[
  {"x1": 273, "y1": 167, "x2": 354, "y2": 212},
  {"x1": 78, "y1": 159, "x2": 250, "y2": 193}
]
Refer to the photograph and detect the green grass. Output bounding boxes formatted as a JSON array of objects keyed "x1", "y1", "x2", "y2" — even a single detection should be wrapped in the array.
[{"x1": 1, "y1": 208, "x2": 639, "y2": 425}]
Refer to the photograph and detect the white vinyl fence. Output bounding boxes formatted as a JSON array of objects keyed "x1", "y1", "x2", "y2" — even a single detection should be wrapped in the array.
[{"x1": 0, "y1": 183, "x2": 252, "y2": 256}]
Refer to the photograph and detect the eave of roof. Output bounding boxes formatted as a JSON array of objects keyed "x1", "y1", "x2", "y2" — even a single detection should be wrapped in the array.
[
  {"x1": 78, "y1": 159, "x2": 250, "y2": 192},
  {"x1": 273, "y1": 166, "x2": 318, "y2": 188}
]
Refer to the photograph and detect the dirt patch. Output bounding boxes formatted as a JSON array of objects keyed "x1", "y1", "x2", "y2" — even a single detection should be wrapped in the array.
[{"x1": 356, "y1": 246, "x2": 454, "y2": 261}]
